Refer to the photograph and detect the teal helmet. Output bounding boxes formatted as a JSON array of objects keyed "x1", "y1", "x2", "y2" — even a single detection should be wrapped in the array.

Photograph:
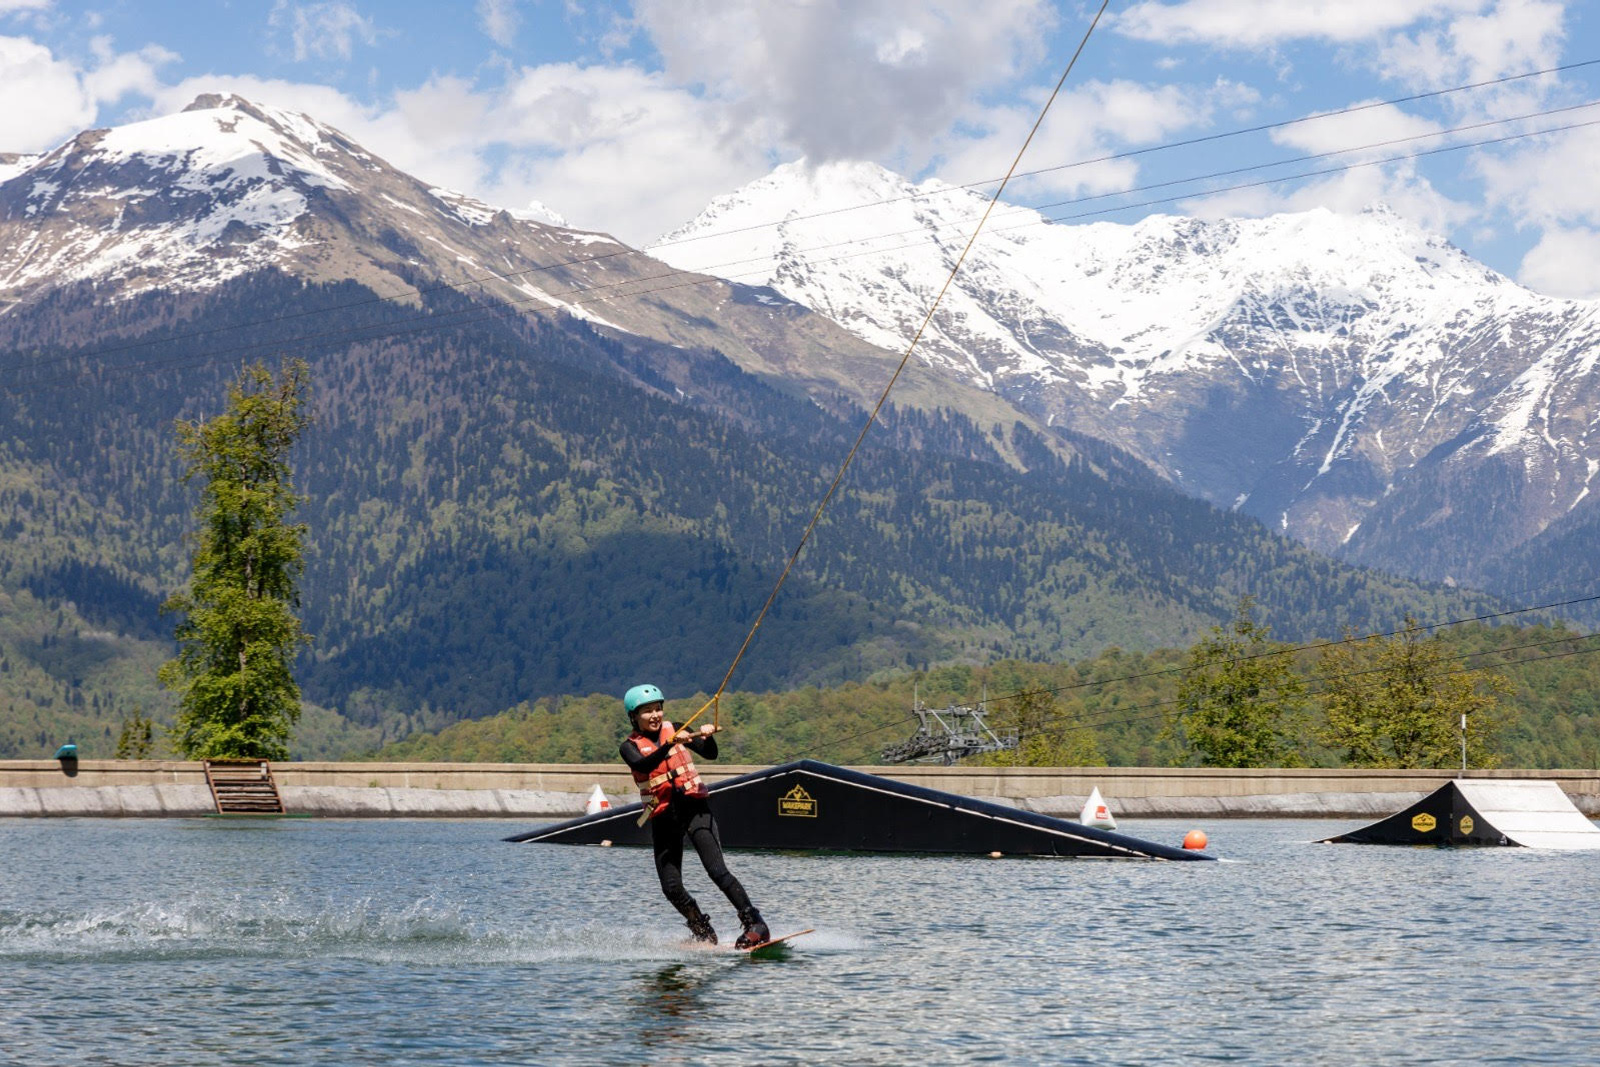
[{"x1": 624, "y1": 683, "x2": 665, "y2": 715}]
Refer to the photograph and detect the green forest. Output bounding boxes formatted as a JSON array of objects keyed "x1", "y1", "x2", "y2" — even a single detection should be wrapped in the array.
[{"x1": 370, "y1": 621, "x2": 1600, "y2": 770}]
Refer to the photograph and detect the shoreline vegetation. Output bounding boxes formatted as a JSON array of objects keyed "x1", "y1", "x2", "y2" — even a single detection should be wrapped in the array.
[
  {"x1": 7, "y1": 619, "x2": 1598, "y2": 770},
  {"x1": 366, "y1": 620, "x2": 1599, "y2": 771}
]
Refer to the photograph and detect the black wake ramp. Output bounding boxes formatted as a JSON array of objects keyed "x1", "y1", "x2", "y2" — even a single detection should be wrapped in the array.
[
  {"x1": 1323, "y1": 779, "x2": 1600, "y2": 849},
  {"x1": 505, "y1": 759, "x2": 1211, "y2": 860}
]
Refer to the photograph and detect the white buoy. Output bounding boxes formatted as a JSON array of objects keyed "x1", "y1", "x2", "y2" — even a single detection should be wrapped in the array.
[
  {"x1": 1080, "y1": 786, "x2": 1116, "y2": 830},
  {"x1": 585, "y1": 784, "x2": 611, "y2": 815}
]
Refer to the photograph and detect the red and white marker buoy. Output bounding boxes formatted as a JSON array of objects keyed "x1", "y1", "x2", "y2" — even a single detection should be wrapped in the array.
[
  {"x1": 1079, "y1": 786, "x2": 1117, "y2": 830},
  {"x1": 586, "y1": 785, "x2": 611, "y2": 815}
]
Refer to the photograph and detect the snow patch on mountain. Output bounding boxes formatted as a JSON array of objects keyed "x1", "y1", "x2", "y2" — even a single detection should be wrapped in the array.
[
  {"x1": 429, "y1": 187, "x2": 498, "y2": 226},
  {"x1": 0, "y1": 154, "x2": 40, "y2": 184},
  {"x1": 98, "y1": 101, "x2": 352, "y2": 192},
  {"x1": 509, "y1": 199, "x2": 567, "y2": 227}
]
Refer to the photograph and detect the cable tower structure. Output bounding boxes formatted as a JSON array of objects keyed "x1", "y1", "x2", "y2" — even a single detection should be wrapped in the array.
[{"x1": 881, "y1": 688, "x2": 1017, "y2": 765}]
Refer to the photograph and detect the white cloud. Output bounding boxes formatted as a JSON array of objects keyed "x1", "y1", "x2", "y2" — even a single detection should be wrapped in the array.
[
  {"x1": 268, "y1": 1, "x2": 380, "y2": 62},
  {"x1": 0, "y1": 0, "x2": 52, "y2": 13},
  {"x1": 472, "y1": 62, "x2": 774, "y2": 242},
  {"x1": 1380, "y1": 0, "x2": 1564, "y2": 97},
  {"x1": 0, "y1": 34, "x2": 177, "y2": 152},
  {"x1": 1112, "y1": 0, "x2": 1481, "y2": 49},
  {"x1": 476, "y1": 0, "x2": 519, "y2": 48},
  {"x1": 1477, "y1": 123, "x2": 1600, "y2": 230},
  {"x1": 1270, "y1": 101, "x2": 1443, "y2": 155},
  {"x1": 1182, "y1": 157, "x2": 1471, "y2": 236},
  {"x1": 1517, "y1": 225, "x2": 1600, "y2": 297},
  {"x1": 1473, "y1": 112, "x2": 1589, "y2": 297},
  {"x1": 635, "y1": 0, "x2": 1053, "y2": 162},
  {"x1": 0, "y1": 35, "x2": 89, "y2": 149},
  {"x1": 85, "y1": 37, "x2": 179, "y2": 104},
  {"x1": 933, "y1": 78, "x2": 1259, "y2": 200},
  {"x1": 148, "y1": 63, "x2": 770, "y2": 246}
]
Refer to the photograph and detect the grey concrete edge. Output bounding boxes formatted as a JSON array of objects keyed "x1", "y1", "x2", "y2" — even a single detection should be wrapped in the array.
[{"x1": 3, "y1": 785, "x2": 1597, "y2": 819}]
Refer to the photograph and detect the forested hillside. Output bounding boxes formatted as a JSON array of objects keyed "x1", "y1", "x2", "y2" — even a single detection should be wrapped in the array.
[
  {"x1": 374, "y1": 623, "x2": 1600, "y2": 770},
  {"x1": 0, "y1": 272, "x2": 1495, "y2": 757}
]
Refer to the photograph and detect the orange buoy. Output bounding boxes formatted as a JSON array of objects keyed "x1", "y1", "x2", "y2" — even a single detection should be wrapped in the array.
[{"x1": 1182, "y1": 829, "x2": 1208, "y2": 850}]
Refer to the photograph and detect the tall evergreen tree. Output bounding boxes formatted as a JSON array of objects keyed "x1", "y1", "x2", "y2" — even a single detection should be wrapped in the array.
[
  {"x1": 1170, "y1": 597, "x2": 1307, "y2": 767},
  {"x1": 1315, "y1": 616, "x2": 1513, "y2": 769},
  {"x1": 114, "y1": 707, "x2": 156, "y2": 759},
  {"x1": 160, "y1": 360, "x2": 311, "y2": 760}
]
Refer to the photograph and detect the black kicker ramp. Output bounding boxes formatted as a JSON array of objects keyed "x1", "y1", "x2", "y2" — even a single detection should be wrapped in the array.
[
  {"x1": 506, "y1": 759, "x2": 1212, "y2": 860},
  {"x1": 1323, "y1": 778, "x2": 1600, "y2": 849}
]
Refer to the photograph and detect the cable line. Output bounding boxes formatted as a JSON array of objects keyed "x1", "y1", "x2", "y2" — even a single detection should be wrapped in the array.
[
  {"x1": 10, "y1": 97, "x2": 1595, "y2": 397},
  {"x1": 665, "y1": 0, "x2": 1113, "y2": 737},
  {"x1": 1015, "y1": 630, "x2": 1600, "y2": 752},
  {"x1": 803, "y1": 590, "x2": 1600, "y2": 761},
  {"x1": 603, "y1": 100, "x2": 1600, "y2": 306},
  {"x1": 990, "y1": 57, "x2": 1600, "y2": 191},
  {"x1": 909, "y1": 587, "x2": 1600, "y2": 721},
  {"x1": 1035, "y1": 115, "x2": 1600, "y2": 227},
  {"x1": 815, "y1": 628, "x2": 1600, "y2": 763},
  {"x1": 685, "y1": 110, "x2": 1600, "y2": 289},
  {"x1": 624, "y1": 58, "x2": 1600, "y2": 256},
  {"x1": 4, "y1": 61, "x2": 1594, "y2": 386},
  {"x1": 992, "y1": 99, "x2": 1600, "y2": 228}
]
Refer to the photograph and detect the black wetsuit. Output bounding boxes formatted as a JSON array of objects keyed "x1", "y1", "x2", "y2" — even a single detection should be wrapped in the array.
[{"x1": 619, "y1": 730, "x2": 754, "y2": 922}]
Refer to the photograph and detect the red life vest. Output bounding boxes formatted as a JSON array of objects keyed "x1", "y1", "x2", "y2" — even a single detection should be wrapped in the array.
[{"x1": 627, "y1": 721, "x2": 706, "y2": 816}]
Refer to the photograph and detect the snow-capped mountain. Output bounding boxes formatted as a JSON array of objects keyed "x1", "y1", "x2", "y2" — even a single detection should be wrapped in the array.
[
  {"x1": 0, "y1": 96, "x2": 916, "y2": 401},
  {"x1": 8, "y1": 100, "x2": 1598, "y2": 591},
  {"x1": 653, "y1": 160, "x2": 1600, "y2": 583},
  {"x1": 0, "y1": 95, "x2": 627, "y2": 313}
]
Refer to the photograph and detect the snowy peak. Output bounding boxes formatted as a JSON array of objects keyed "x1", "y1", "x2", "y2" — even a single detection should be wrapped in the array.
[
  {"x1": 1, "y1": 95, "x2": 375, "y2": 299},
  {"x1": 0, "y1": 152, "x2": 41, "y2": 184},
  {"x1": 652, "y1": 160, "x2": 1532, "y2": 405},
  {"x1": 0, "y1": 100, "x2": 918, "y2": 425},
  {"x1": 655, "y1": 159, "x2": 1600, "y2": 579},
  {"x1": 30, "y1": 93, "x2": 358, "y2": 209},
  {"x1": 0, "y1": 94, "x2": 621, "y2": 309},
  {"x1": 657, "y1": 161, "x2": 1518, "y2": 379}
]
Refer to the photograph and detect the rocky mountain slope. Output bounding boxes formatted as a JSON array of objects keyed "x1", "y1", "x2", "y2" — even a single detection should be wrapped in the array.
[
  {"x1": 653, "y1": 161, "x2": 1600, "y2": 592},
  {"x1": 0, "y1": 99, "x2": 1495, "y2": 757},
  {"x1": 0, "y1": 96, "x2": 1024, "y2": 429}
]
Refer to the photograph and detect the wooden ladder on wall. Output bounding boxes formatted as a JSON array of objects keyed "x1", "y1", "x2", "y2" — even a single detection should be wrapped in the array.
[{"x1": 203, "y1": 760, "x2": 286, "y2": 815}]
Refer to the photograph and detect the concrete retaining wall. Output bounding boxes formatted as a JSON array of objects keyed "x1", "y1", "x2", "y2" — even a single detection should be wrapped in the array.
[{"x1": 3, "y1": 761, "x2": 1597, "y2": 818}]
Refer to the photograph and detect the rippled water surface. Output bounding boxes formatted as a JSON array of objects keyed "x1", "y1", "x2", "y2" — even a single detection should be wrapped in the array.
[{"x1": 4, "y1": 816, "x2": 1599, "y2": 1065}]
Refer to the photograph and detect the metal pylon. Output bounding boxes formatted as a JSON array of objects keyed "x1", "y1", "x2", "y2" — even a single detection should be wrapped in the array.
[{"x1": 881, "y1": 697, "x2": 1017, "y2": 765}]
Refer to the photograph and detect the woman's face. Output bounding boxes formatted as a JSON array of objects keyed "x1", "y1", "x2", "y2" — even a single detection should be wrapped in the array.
[{"x1": 634, "y1": 701, "x2": 665, "y2": 734}]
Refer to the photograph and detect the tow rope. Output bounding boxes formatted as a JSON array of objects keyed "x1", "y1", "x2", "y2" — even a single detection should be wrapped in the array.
[{"x1": 670, "y1": 0, "x2": 1112, "y2": 745}]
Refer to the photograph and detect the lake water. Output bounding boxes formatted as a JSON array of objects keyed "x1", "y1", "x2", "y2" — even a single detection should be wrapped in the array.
[{"x1": 3, "y1": 816, "x2": 1598, "y2": 1065}]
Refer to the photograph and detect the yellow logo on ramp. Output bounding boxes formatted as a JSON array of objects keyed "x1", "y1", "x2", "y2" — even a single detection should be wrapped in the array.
[
  {"x1": 779, "y1": 784, "x2": 818, "y2": 818},
  {"x1": 1459, "y1": 815, "x2": 1474, "y2": 835},
  {"x1": 1412, "y1": 813, "x2": 1437, "y2": 833}
]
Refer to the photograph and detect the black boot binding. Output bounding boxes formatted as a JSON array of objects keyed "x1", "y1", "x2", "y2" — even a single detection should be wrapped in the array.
[
  {"x1": 734, "y1": 908, "x2": 769, "y2": 949},
  {"x1": 685, "y1": 908, "x2": 717, "y2": 944}
]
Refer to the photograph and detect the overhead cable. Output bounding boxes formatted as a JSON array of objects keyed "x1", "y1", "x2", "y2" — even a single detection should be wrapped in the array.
[{"x1": 4, "y1": 62, "x2": 1597, "y2": 388}]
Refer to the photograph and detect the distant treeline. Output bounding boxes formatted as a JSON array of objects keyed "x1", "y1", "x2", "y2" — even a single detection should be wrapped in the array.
[{"x1": 370, "y1": 622, "x2": 1600, "y2": 770}]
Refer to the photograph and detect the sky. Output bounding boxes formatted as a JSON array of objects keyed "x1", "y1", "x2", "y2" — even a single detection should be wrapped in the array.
[{"x1": 3, "y1": 0, "x2": 1600, "y2": 297}]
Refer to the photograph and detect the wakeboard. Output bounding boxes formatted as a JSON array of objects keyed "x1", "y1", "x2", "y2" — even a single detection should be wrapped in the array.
[{"x1": 739, "y1": 928, "x2": 813, "y2": 958}]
